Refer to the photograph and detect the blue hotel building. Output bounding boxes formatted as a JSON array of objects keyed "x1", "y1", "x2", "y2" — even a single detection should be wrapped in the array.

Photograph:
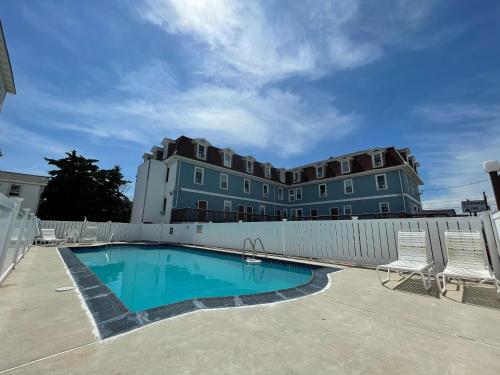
[{"x1": 130, "y1": 136, "x2": 423, "y2": 224}]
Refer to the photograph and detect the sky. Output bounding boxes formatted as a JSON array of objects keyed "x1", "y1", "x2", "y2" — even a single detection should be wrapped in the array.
[{"x1": 0, "y1": 0, "x2": 499, "y2": 211}]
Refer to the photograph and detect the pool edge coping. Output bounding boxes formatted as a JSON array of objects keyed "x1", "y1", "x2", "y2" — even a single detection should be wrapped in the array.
[{"x1": 58, "y1": 243, "x2": 340, "y2": 339}]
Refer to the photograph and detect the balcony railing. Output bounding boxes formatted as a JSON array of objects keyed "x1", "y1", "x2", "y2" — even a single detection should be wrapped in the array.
[{"x1": 170, "y1": 208, "x2": 448, "y2": 223}]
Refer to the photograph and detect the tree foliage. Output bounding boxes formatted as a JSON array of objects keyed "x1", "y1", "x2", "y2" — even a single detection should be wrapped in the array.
[{"x1": 38, "y1": 151, "x2": 131, "y2": 222}]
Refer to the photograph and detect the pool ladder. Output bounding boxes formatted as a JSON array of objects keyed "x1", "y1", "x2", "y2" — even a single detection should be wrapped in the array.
[{"x1": 241, "y1": 237, "x2": 267, "y2": 261}]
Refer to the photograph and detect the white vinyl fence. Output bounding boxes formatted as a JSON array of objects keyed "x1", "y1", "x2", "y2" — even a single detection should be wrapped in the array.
[
  {"x1": 0, "y1": 193, "x2": 38, "y2": 284},
  {"x1": 39, "y1": 212, "x2": 500, "y2": 278}
]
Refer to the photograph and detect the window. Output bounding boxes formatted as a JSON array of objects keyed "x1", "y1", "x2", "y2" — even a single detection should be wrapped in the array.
[
  {"x1": 166, "y1": 167, "x2": 170, "y2": 182},
  {"x1": 275, "y1": 209, "x2": 282, "y2": 217},
  {"x1": 310, "y1": 209, "x2": 318, "y2": 218},
  {"x1": 246, "y1": 160, "x2": 254, "y2": 173},
  {"x1": 263, "y1": 184, "x2": 269, "y2": 197},
  {"x1": 330, "y1": 207, "x2": 339, "y2": 218},
  {"x1": 293, "y1": 170, "x2": 301, "y2": 183},
  {"x1": 259, "y1": 205, "x2": 266, "y2": 215},
  {"x1": 296, "y1": 209, "x2": 303, "y2": 218},
  {"x1": 379, "y1": 202, "x2": 390, "y2": 213},
  {"x1": 343, "y1": 205, "x2": 352, "y2": 215},
  {"x1": 194, "y1": 167, "x2": 204, "y2": 185},
  {"x1": 162, "y1": 198, "x2": 167, "y2": 215},
  {"x1": 375, "y1": 174, "x2": 387, "y2": 190},
  {"x1": 341, "y1": 160, "x2": 350, "y2": 174},
  {"x1": 283, "y1": 208, "x2": 288, "y2": 217},
  {"x1": 223, "y1": 151, "x2": 232, "y2": 167},
  {"x1": 197, "y1": 144, "x2": 207, "y2": 160},
  {"x1": 220, "y1": 173, "x2": 228, "y2": 190},
  {"x1": 244, "y1": 179, "x2": 250, "y2": 193},
  {"x1": 344, "y1": 179, "x2": 353, "y2": 194},
  {"x1": 223, "y1": 200, "x2": 232, "y2": 212},
  {"x1": 295, "y1": 188, "x2": 302, "y2": 201},
  {"x1": 372, "y1": 152, "x2": 384, "y2": 168},
  {"x1": 316, "y1": 165, "x2": 324, "y2": 179},
  {"x1": 319, "y1": 183, "x2": 327, "y2": 198},
  {"x1": 8, "y1": 184, "x2": 21, "y2": 197},
  {"x1": 289, "y1": 189, "x2": 295, "y2": 202},
  {"x1": 280, "y1": 169, "x2": 286, "y2": 183},
  {"x1": 278, "y1": 187, "x2": 283, "y2": 200},
  {"x1": 264, "y1": 165, "x2": 271, "y2": 178}
]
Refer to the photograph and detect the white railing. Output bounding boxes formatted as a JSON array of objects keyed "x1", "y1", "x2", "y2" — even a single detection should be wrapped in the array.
[
  {"x1": 38, "y1": 212, "x2": 500, "y2": 278},
  {"x1": 0, "y1": 193, "x2": 38, "y2": 284}
]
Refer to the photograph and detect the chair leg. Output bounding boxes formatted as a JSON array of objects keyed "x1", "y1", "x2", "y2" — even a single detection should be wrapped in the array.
[
  {"x1": 418, "y1": 272, "x2": 431, "y2": 291},
  {"x1": 436, "y1": 272, "x2": 447, "y2": 294},
  {"x1": 376, "y1": 266, "x2": 391, "y2": 285}
]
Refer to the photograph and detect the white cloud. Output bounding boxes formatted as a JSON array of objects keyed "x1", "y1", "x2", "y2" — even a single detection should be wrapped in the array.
[
  {"x1": 413, "y1": 103, "x2": 500, "y2": 211},
  {"x1": 137, "y1": 0, "x2": 449, "y2": 86}
]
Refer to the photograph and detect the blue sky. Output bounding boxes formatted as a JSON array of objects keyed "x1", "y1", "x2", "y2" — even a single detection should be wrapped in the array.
[{"x1": 1, "y1": 0, "x2": 499, "y2": 210}]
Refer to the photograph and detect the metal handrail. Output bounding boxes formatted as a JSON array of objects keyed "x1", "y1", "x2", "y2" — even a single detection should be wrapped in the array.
[
  {"x1": 242, "y1": 237, "x2": 254, "y2": 260},
  {"x1": 241, "y1": 237, "x2": 266, "y2": 260},
  {"x1": 253, "y1": 237, "x2": 267, "y2": 258}
]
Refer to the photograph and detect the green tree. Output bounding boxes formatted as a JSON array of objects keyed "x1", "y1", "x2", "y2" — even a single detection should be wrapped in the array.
[{"x1": 38, "y1": 151, "x2": 131, "y2": 222}]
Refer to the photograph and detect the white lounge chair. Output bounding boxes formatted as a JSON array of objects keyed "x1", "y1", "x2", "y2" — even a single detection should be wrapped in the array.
[
  {"x1": 377, "y1": 230, "x2": 434, "y2": 291},
  {"x1": 36, "y1": 229, "x2": 64, "y2": 246},
  {"x1": 64, "y1": 229, "x2": 79, "y2": 244},
  {"x1": 437, "y1": 230, "x2": 500, "y2": 298},
  {"x1": 80, "y1": 226, "x2": 98, "y2": 244}
]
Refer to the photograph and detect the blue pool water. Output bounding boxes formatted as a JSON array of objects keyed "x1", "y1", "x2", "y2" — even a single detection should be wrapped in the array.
[{"x1": 74, "y1": 245, "x2": 313, "y2": 312}]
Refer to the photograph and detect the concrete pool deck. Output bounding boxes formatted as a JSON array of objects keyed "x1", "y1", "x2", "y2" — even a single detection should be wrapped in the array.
[{"x1": 1, "y1": 246, "x2": 500, "y2": 374}]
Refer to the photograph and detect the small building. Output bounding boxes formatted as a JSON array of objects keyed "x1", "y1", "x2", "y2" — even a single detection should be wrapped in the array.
[
  {"x1": 0, "y1": 171, "x2": 48, "y2": 214},
  {"x1": 131, "y1": 136, "x2": 423, "y2": 224},
  {"x1": 0, "y1": 21, "x2": 16, "y2": 111}
]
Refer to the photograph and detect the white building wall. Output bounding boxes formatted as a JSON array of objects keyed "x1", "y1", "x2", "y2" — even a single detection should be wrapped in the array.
[
  {"x1": 131, "y1": 159, "x2": 178, "y2": 224},
  {"x1": 0, "y1": 181, "x2": 44, "y2": 214}
]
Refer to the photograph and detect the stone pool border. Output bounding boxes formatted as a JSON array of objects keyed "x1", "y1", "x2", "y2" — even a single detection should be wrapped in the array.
[{"x1": 58, "y1": 244, "x2": 339, "y2": 339}]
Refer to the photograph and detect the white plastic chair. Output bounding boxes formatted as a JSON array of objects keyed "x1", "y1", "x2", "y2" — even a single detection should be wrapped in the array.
[
  {"x1": 36, "y1": 229, "x2": 64, "y2": 245},
  {"x1": 377, "y1": 230, "x2": 434, "y2": 291},
  {"x1": 437, "y1": 230, "x2": 500, "y2": 298},
  {"x1": 64, "y1": 229, "x2": 79, "y2": 244},
  {"x1": 80, "y1": 226, "x2": 98, "y2": 244}
]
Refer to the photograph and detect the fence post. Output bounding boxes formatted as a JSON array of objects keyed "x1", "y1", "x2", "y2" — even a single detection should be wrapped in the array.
[
  {"x1": 0, "y1": 198, "x2": 23, "y2": 283},
  {"x1": 481, "y1": 212, "x2": 500, "y2": 279},
  {"x1": 12, "y1": 209, "x2": 30, "y2": 267}
]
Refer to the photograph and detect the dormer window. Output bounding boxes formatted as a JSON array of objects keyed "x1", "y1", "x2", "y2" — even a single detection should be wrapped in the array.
[
  {"x1": 293, "y1": 170, "x2": 301, "y2": 183},
  {"x1": 223, "y1": 151, "x2": 232, "y2": 168},
  {"x1": 197, "y1": 144, "x2": 207, "y2": 160},
  {"x1": 279, "y1": 169, "x2": 286, "y2": 183},
  {"x1": 264, "y1": 165, "x2": 271, "y2": 178},
  {"x1": 316, "y1": 165, "x2": 325, "y2": 179},
  {"x1": 246, "y1": 160, "x2": 254, "y2": 173},
  {"x1": 372, "y1": 152, "x2": 384, "y2": 168},
  {"x1": 341, "y1": 159, "x2": 350, "y2": 174}
]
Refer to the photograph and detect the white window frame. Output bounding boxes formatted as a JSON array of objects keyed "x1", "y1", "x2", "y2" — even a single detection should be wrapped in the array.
[
  {"x1": 316, "y1": 165, "x2": 324, "y2": 179},
  {"x1": 293, "y1": 170, "x2": 301, "y2": 183},
  {"x1": 246, "y1": 160, "x2": 254, "y2": 174},
  {"x1": 318, "y1": 183, "x2": 327, "y2": 198},
  {"x1": 379, "y1": 202, "x2": 390, "y2": 213},
  {"x1": 343, "y1": 205, "x2": 352, "y2": 215},
  {"x1": 223, "y1": 200, "x2": 232, "y2": 212},
  {"x1": 278, "y1": 187, "x2": 283, "y2": 200},
  {"x1": 283, "y1": 208, "x2": 288, "y2": 217},
  {"x1": 243, "y1": 179, "x2": 251, "y2": 194},
  {"x1": 295, "y1": 187, "x2": 302, "y2": 201},
  {"x1": 343, "y1": 179, "x2": 354, "y2": 194},
  {"x1": 194, "y1": 167, "x2": 204, "y2": 185},
  {"x1": 372, "y1": 152, "x2": 384, "y2": 168},
  {"x1": 264, "y1": 165, "x2": 271, "y2": 179},
  {"x1": 341, "y1": 160, "x2": 350, "y2": 174},
  {"x1": 289, "y1": 189, "x2": 295, "y2": 202},
  {"x1": 197, "y1": 144, "x2": 207, "y2": 160},
  {"x1": 310, "y1": 209, "x2": 318, "y2": 217},
  {"x1": 223, "y1": 151, "x2": 232, "y2": 168},
  {"x1": 275, "y1": 208, "x2": 282, "y2": 217},
  {"x1": 263, "y1": 183, "x2": 269, "y2": 197},
  {"x1": 259, "y1": 205, "x2": 266, "y2": 215},
  {"x1": 220, "y1": 173, "x2": 228, "y2": 190},
  {"x1": 375, "y1": 174, "x2": 387, "y2": 190},
  {"x1": 280, "y1": 169, "x2": 286, "y2": 183},
  {"x1": 296, "y1": 208, "x2": 303, "y2": 217}
]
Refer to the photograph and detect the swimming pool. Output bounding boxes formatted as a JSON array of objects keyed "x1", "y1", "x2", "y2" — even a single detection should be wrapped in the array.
[
  {"x1": 75, "y1": 245, "x2": 313, "y2": 312},
  {"x1": 60, "y1": 244, "x2": 337, "y2": 338}
]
